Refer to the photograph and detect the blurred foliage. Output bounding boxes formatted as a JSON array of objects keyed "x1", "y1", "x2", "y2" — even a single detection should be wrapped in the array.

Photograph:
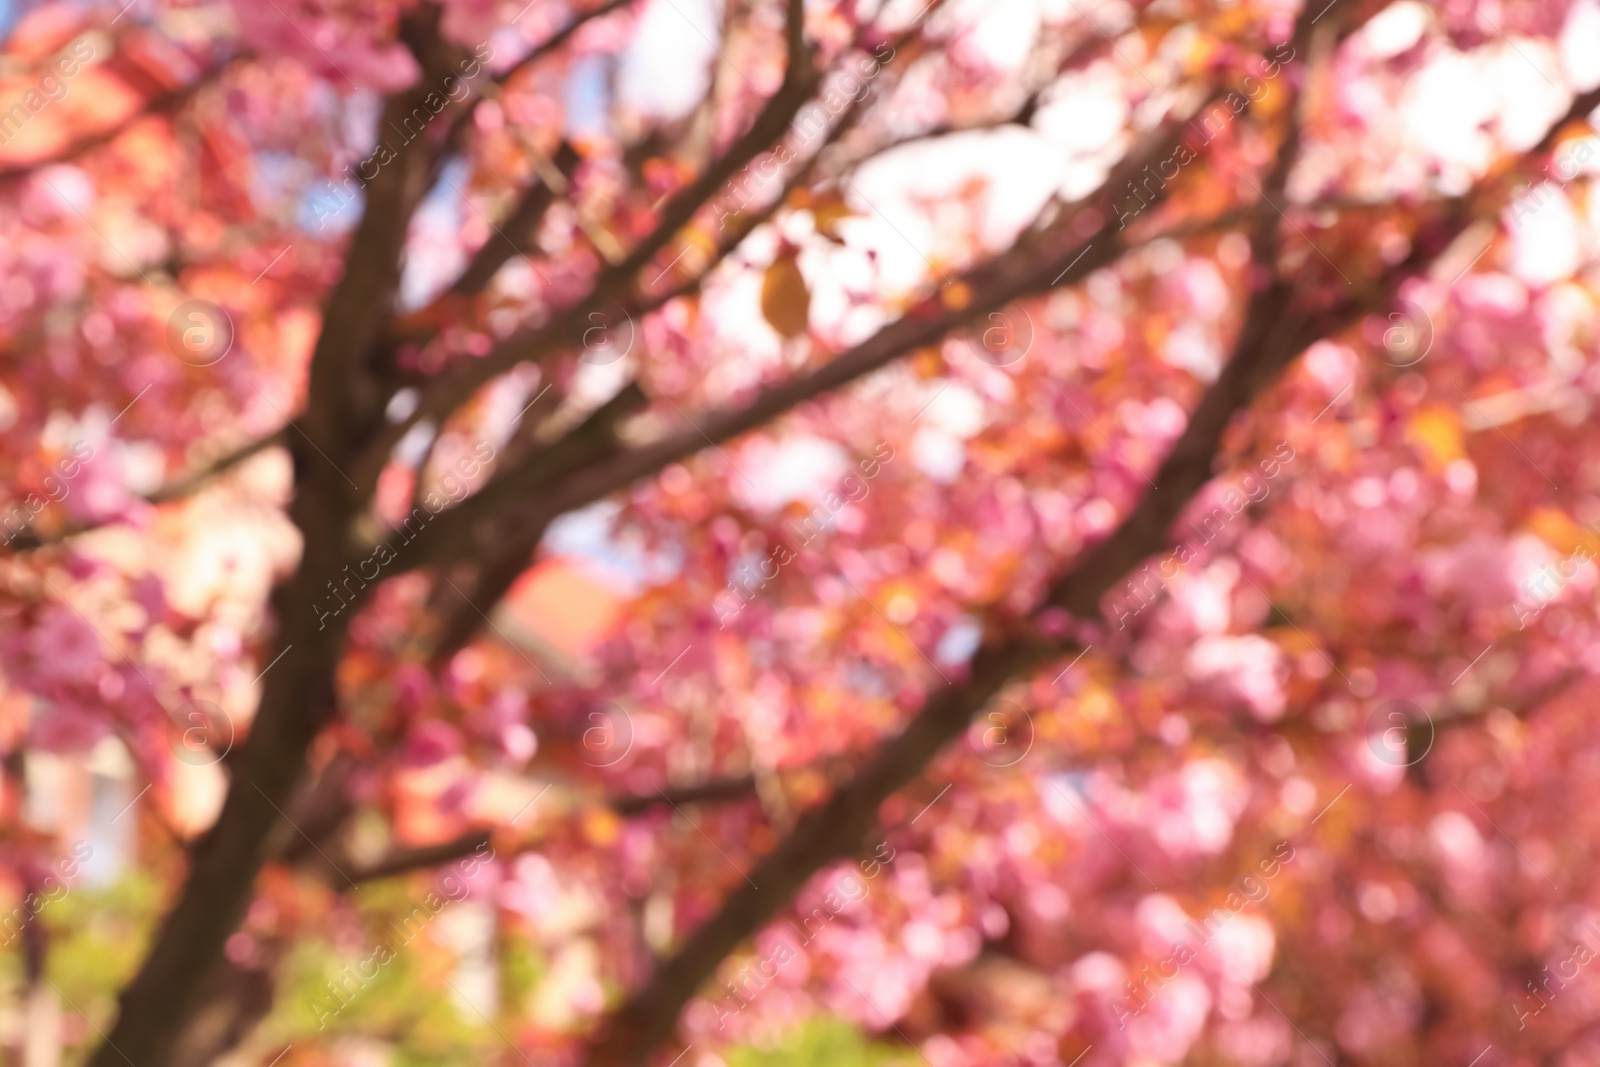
[{"x1": 726, "y1": 1018, "x2": 918, "y2": 1067}]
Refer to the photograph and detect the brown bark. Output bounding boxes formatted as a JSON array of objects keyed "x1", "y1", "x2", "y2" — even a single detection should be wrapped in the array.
[{"x1": 80, "y1": 11, "x2": 456, "y2": 1064}]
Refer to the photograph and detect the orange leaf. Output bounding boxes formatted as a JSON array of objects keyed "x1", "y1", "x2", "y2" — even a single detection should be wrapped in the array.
[
  {"x1": 1527, "y1": 507, "x2": 1599, "y2": 555},
  {"x1": 810, "y1": 191, "x2": 856, "y2": 240},
  {"x1": 582, "y1": 805, "x2": 622, "y2": 847},
  {"x1": 1406, "y1": 406, "x2": 1464, "y2": 471},
  {"x1": 911, "y1": 348, "x2": 946, "y2": 379},
  {"x1": 761, "y1": 252, "x2": 811, "y2": 339}
]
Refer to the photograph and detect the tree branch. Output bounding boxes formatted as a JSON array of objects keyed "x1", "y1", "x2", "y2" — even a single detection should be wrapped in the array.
[
  {"x1": 302, "y1": 7, "x2": 469, "y2": 465},
  {"x1": 421, "y1": 381, "x2": 649, "y2": 664},
  {"x1": 447, "y1": 141, "x2": 582, "y2": 301},
  {"x1": 80, "y1": 12, "x2": 475, "y2": 1067},
  {"x1": 5, "y1": 429, "x2": 286, "y2": 553},
  {"x1": 149, "y1": 430, "x2": 288, "y2": 504},
  {"x1": 416, "y1": 88, "x2": 889, "y2": 666},
  {"x1": 436, "y1": 0, "x2": 640, "y2": 161},
  {"x1": 365, "y1": 6, "x2": 825, "y2": 484},
  {"x1": 400, "y1": 97, "x2": 1211, "y2": 571},
  {"x1": 343, "y1": 774, "x2": 760, "y2": 883},
  {"x1": 0, "y1": 60, "x2": 235, "y2": 185}
]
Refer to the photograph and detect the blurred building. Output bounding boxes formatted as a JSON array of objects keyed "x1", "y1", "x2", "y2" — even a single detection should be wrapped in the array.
[{"x1": 23, "y1": 735, "x2": 134, "y2": 885}]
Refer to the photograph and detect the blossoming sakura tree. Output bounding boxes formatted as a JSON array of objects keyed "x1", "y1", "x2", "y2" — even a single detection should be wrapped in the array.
[{"x1": 3, "y1": 0, "x2": 1600, "y2": 1063}]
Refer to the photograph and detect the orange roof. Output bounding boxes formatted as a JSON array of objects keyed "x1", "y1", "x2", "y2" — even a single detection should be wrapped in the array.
[{"x1": 501, "y1": 559, "x2": 628, "y2": 660}]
